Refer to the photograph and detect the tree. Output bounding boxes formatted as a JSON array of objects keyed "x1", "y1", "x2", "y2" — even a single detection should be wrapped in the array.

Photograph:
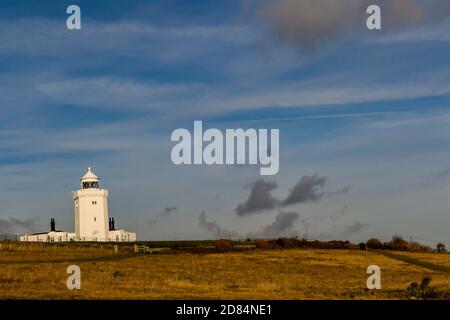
[
  {"x1": 366, "y1": 238, "x2": 383, "y2": 249},
  {"x1": 436, "y1": 243, "x2": 447, "y2": 253},
  {"x1": 389, "y1": 235, "x2": 408, "y2": 251}
]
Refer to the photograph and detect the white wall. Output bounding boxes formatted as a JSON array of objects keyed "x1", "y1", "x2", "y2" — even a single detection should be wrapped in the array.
[
  {"x1": 20, "y1": 231, "x2": 76, "y2": 242},
  {"x1": 73, "y1": 189, "x2": 109, "y2": 241},
  {"x1": 109, "y1": 229, "x2": 137, "y2": 242}
]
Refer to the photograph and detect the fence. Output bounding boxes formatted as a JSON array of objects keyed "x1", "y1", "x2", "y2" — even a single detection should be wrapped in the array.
[{"x1": 134, "y1": 244, "x2": 153, "y2": 253}]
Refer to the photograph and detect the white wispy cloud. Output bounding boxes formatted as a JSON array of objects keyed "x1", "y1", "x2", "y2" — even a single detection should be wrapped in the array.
[
  {"x1": 0, "y1": 17, "x2": 449, "y2": 122},
  {"x1": 36, "y1": 77, "x2": 204, "y2": 110},
  {"x1": 28, "y1": 74, "x2": 450, "y2": 119},
  {"x1": 0, "y1": 19, "x2": 255, "y2": 59},
  {"x1": 370, "y1": 18, "x2": 450, "y2": 44}
]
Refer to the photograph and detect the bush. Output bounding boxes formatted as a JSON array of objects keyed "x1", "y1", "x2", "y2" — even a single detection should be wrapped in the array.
[
  {"x1": 255, "y1": 240, "x2": 271, "y2": 249},
  {"x1": 407, "y1": 242, "x2": 432, "y2": 253},
  {"x1": 436, "y1": 243, "x2": 447, "y2": 253},
  {"x1": 366, "y1": 238, "x2": 383, "y2": 249},
  {"x1": 344, "y1": 242, "x2": 358, "y2": 250},
  {"x1": 275, "y1": 238, "x2": 299, "y2": 248},
  {"x1": 406, "y1": 277, "x2": 436, "y2": 299},
  {"x1": 215, "y1": 240, "x2": 232, "y2": 250},
  {"x1": 386, "y1": 235, "x2": 409, "y2": 251}
]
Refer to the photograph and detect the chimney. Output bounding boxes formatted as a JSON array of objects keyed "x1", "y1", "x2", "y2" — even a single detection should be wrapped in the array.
[
  {"x1": 109, "y1": 218, "x2": 113, "y2": 231},
  {"x1": 111, "y1": 217, "x2": 115, "y2": 231},
  {"x1": 50, "y1": 218, "x2": 55, "y2": 232}
]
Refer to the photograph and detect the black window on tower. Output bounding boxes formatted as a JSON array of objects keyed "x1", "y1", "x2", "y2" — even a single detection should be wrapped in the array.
[{"x1": 83, "y1": 181, "x2": 99, "y2": 189}]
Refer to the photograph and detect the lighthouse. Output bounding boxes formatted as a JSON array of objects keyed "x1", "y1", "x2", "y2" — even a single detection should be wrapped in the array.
[
  {"x1": 20, "y1": 166, "x2": 136, "y2": 242},
  {"x1": 73, "y1": 167, "x2": 110, "y2": 241}
]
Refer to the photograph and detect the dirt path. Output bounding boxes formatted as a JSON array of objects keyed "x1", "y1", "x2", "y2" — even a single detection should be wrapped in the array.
[{"x1": 376, "y1": 250, "x2": 450, "y2": 274}]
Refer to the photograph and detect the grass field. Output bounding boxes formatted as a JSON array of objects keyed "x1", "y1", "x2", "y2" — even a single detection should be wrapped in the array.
[{"x1": 0, "y1": 242, "x2": 449, "y2": 299}]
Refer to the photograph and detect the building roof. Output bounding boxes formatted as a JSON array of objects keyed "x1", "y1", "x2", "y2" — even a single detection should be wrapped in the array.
[
  {"x1": 30, "y1": 230, "x2": 66, "y2": 235},
  {"x1": 81, "y1": 166, "x2": 99, "y2": 181}
]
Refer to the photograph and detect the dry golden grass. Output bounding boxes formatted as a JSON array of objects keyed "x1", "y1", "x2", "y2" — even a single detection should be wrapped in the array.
[
  {"x1": 392, "y1": 251, "x2": 450, "y2": 268},
  {"x1": 0, "y1": 243, "x2": 449, "y2": 299}
]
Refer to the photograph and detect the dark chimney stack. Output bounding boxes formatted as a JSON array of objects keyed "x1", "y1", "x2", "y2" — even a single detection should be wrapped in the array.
[
  {"x1": 109, "y1": 217, "x2": 115, "y2": 231},
  {"x1": 50, "y1": 218, "x2": 55, "y2": 232}
]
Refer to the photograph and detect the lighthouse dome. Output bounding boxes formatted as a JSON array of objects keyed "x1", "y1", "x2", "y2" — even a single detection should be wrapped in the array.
[{"x1": 80, "y1": 167, "x2": 100, "y2": 189}]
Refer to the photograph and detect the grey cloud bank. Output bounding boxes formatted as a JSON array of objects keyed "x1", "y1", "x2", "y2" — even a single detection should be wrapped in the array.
[
  {"x1": 343, "y1": 220, "x2": 369, "y2": 236},
  {"x1": 248, "y1": 211, "x2": 299, "y2": 239},
  {"x1": 235, "y1": 175, "x2": 351, "y2": 215},
  {"x1": 199, "y1": 210, "x2": 299, "y2": 240},
  {"x1": 0, "y1": 217, "x2": 39, "y2": 234},
  {"x1": 198, "y1": 211, "x2": 242, "y2": 239},
  {"x1": 283, "y1": 174, "x2": 327, "y2": 205},
  {"x1": 235, "y1": 180, "x2": 279, "y2": 216}
]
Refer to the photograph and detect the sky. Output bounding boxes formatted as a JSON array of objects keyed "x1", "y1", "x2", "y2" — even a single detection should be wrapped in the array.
[{"x1": 0, "y1": 0, "x2": 450, "y2": 246}]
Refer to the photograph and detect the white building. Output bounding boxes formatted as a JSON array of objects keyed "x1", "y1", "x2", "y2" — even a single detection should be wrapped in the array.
[
  {"x1": 20, "y1": 230, "x2": 76, "y2": 243},
  {"x1": 20, "y1": 167, "x2": 136, "y2": 242}
]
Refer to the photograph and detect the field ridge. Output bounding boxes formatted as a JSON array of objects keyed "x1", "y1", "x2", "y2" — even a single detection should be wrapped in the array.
[{"x1": 376, "y1": 250, "x2": 450, "y2": 274}]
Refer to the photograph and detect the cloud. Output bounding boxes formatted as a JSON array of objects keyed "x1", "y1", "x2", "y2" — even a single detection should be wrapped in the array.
[
  {"x1": 203, "y1": 81, "x2": 450, "y2": 115},
  {"x1": 199, "y1": 210, "x2": 299, "y2": 240},
  {"x1": 235, "y1": 180, "x2": 279, "y2": 216},
  {"x1": 235, "y1": 175, "x2": 350, "y2": 215},
  {"x1": 0, "y1": 19, "x2": 253, "y2": 58},
  {"x1": 198, "y1": 210, "x2": 220, "y2": 234},
  {"x1": 283, "y1": 174, "x2": 327, "y2": 205},
  {"x1": 36, "y1": 77, "x2": 202, "y2": 110},
  {"x1": 260, "y1": 0, "x2": 450, "y2": 49},
  {"x1": 0, "y1": 217, "x2": 39, "y2": 234},
  {"x1": 149, "y1": 206, "x2": 178, "y2": 226},
  {"x1": 413, "y1": 167, "x2": 450, "y2": 189},
  {"x1": 297, "y1": 216, "x2": 312, "y2": 237},
  {"x1": 2, "y1": 18, "x2": 449, "y2": 123},
  {"x1": 328, "y1": 205, "x2": 349, "y2": 223},
  {"x1": 198, "y1": 211, "x2": 242, "y2": 239},
  {"x1": 432, "y1": 168, "x2": 450, "y2": 180},
  {"x1": 327, "y1": 186, "x2": 353, "y2": 198},
  {"x1": 370, "y1": 18, "x2": 450, "y2": 44},
  {"x1": 343, "y1": 220, "x2": 369, "y2": 236},
  {"x1": 396, "y1": 166, "x2": 450, "y2": 193},
  {"x1": 293, "y1": 204, "x2": 351, "y2": 239},
  {"x1": 162, "y1": 206, "x2": 178, "y2": 215},
  {"x1": 248, "y1": 211, "x2": 299, "y2": 239}
]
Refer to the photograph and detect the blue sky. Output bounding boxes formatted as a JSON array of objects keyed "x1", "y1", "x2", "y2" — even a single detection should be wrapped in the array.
[{"x1": 0, "y1": 0, "x2": 450, "y2": 246}]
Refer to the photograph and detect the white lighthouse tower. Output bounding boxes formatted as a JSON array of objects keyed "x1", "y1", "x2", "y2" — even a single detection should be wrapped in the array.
[
  {"x1": 73, "y1": 167, "x2": 109, "y2": 241},
  {"x1": 19, "y1": 166, "x2": 136, "y2": 242}
]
